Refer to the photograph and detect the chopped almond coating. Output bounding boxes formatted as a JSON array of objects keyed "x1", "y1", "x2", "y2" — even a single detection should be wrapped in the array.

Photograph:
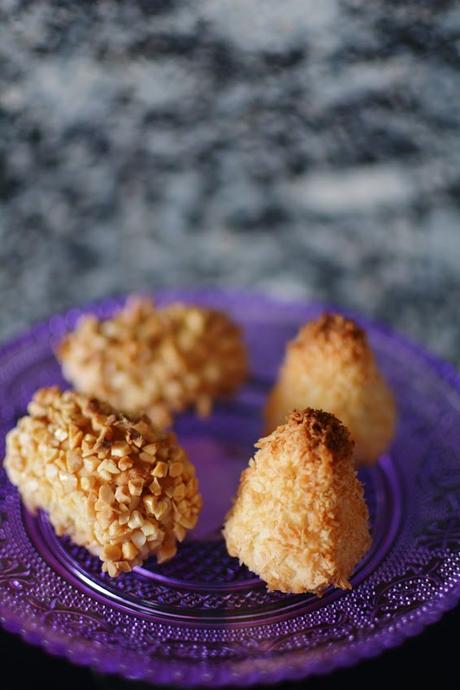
[
  {"x1": 57, "y1": 297, "x2": 248, "y2": 428},
  {"x1": 4, "y1": 387, "x2": 202, "y2": 577},
  {"x1": 264, "y1": 313, "x2": 396, "y2": 465},
  {"x1": 224, "y1": 409, "x2": 371, "y2": 595}
]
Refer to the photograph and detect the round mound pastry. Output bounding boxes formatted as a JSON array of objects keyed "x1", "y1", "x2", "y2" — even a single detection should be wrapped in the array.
[
  {"x1": 224, "y1": 408, "x2": 371, "y2": 595},
  {"x1": 264, "y1": 312, "x2": 396, "y2": 465},
  {"x1": 57, "y1": 297, "x2": 248, "y2": 428},
  {"x1": 4, "y1": 387, "x2": 202, "y2": 577}
]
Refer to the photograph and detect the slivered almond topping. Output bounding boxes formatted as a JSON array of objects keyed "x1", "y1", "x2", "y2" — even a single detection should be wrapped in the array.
[
  {"x1": 151, "y1": 461, "x2": 168, "y2": 478},
  {"x1": 4, "y1": 387, "x2": 202, "y2": 577},
  {"x1": 57, "y1": 298, "x2": 247, "y2": 428}
]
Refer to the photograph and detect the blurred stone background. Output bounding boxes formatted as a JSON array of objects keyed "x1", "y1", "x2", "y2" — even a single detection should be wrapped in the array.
[{"x1": 1, "y1": 0, "x2": 459, "y2": 364}]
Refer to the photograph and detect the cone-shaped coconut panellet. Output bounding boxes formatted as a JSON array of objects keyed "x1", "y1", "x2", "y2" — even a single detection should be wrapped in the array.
[
  {"x1": 4, "y1": 387, "x2": 202, "y2": 577},
  {"x1": 264, "y1": 313, "x2": 396, "y2": 465},
  {"x1": 57, "y1": 297, "x2": 248, "y2": 429},
  {"x1": 224, "y1": 408, "x2": 371, "y2": 595}
]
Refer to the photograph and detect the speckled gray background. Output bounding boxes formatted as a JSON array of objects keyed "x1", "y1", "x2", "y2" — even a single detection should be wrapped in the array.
[{"x1": 1, "y1": 0, "x2": 459, "y2": 365}]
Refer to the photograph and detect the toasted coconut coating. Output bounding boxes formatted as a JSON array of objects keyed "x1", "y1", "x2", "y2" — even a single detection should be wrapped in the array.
[
  {"x1": 4, "y1": 387, "x2": 202, "y2": 577},
  {"x1": 57, "y1": 297, "x2": 248, "y2": 428},
  {"x1": 224, "y1": 409, "x2": 371, "y2": 594},
  {"x1": 265, "y1": 313, "x2": 396, "y2": 465}
]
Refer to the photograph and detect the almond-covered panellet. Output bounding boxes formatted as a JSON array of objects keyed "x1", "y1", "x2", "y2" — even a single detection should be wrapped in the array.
[
  {"x1": 264, "y1": 313, "x2": 396, "y2": 465},
  {"x1": 4, "y1": 387, "x2": 202, "y2": 577},
  {"x1": 57, "y1": 298, "x2": 248, "y2": 428},
  {"x1": 224, "y1": 409, "x2": 371, "y2": 595}
]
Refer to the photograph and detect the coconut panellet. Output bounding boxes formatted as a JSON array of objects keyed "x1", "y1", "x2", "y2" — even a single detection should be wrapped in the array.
[
  {"x1": 4, "y1": 387, "x2": 202, "y2": 577},
  {"x1": 57, "y1": 297, "x2": 248, "y2": 429},
  {"x1": 264, "y1": 312, "x2": 396, "y2": 465},
  {"x1": 224, "y1": 408, "x2": 371, "y2": 595}
]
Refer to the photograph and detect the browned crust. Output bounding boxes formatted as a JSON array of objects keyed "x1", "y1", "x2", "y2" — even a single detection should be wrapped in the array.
[
  {"x1": 287, "y1": 408, "x2": 354, "y2": 458},
  {"x1": 292, "y1": 312, "x2": 369, "y2": 362}
]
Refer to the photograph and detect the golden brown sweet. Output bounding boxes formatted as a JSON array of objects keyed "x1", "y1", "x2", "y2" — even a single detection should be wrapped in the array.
[
  {"x1": 224, "y1": 408, "x2": 371, "y2": 594},
  {"x1": 4, "y1": 387, "x2": 202, "y2": 577},
  {"x1": 264, "y1": 313, "x2": 396, "y2": 465},
  {"x1": 57, "y1": 298, "x2": 248, "y2": 428}
]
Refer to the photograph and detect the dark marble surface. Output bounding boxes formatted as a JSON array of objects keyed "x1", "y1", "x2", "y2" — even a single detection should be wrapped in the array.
[
  {"x1": 1, "y1": 1, "x2": 460, "y2": 688},
  {"x1": 0, "y1": 0, "x2": 459, "y2": 365}
]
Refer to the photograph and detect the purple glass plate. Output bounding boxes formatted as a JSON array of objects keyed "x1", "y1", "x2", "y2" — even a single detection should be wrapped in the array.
[{"x1": 1, "y1": 289, "x2": 460, "y2": 687}]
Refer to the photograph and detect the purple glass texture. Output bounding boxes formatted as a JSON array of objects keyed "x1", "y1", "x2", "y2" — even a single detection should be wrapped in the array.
[{"x1": 1, "y1": 289, "x2": 460, "y2": 687}]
